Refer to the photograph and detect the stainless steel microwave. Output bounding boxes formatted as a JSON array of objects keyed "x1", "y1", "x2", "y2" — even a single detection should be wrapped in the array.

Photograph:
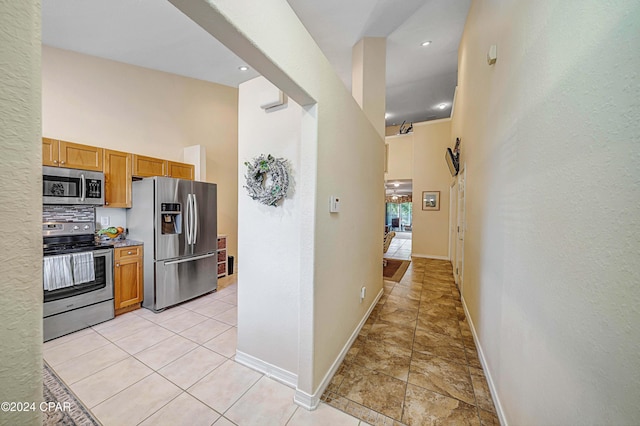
[{"x1": 43, "y1": 166, "x2": 104, "y2": 205}]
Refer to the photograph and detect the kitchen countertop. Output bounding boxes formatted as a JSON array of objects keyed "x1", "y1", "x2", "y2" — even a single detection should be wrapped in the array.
[{"x1": 99, "y1": 239, "x2": 143, "y2": 249}]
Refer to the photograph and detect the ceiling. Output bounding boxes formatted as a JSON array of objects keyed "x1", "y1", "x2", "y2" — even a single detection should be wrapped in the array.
[
  {"x1": 385, "y1": 179, "x2": 413, "y2": 197},
  {"x1": 42, "y1": 0, "x2": 470, "y2": 127}
]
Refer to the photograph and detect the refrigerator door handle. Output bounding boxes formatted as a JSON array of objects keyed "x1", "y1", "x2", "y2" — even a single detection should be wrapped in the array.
[
  {"x1": 192, "y1": 193, "x2": 198, "y2": 245},
  {"x1": 164, "y1": 252, "x2": 216, "y2": 265},
  {"x1": 185, "y1": 194, "x2": 192, "y2": 245}
]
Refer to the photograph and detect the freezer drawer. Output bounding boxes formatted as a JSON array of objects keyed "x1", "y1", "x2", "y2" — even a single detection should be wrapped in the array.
[{"x1": 147, "y1": 252, "x2": 217, "y2": 311}]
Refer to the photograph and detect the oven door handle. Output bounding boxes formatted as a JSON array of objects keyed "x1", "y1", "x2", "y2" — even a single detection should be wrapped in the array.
[
  {"x1": 164, "y1": 252, "x2": 215, "y2": 266},
  {"x1": 80, "y1": 174, "x2": 86, "y2": 201}
]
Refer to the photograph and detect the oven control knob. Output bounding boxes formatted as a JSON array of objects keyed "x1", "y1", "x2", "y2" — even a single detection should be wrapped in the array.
[
  {"x1": 73, "y1": 225, "x2": 79, "y2": 231},
  {"x1": 83, "y1": 225, "x2": 90, "y2": 230}
]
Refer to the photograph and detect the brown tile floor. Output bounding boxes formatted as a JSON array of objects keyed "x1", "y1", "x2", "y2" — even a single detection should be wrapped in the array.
[{"x1": 322, "y1": 258, "x2": 499, "y2": 426}]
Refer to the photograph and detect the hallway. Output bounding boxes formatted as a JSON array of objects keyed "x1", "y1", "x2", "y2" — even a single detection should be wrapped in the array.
[{"x1": 322, "y1": 258, "x2": 498, "y2": 425}]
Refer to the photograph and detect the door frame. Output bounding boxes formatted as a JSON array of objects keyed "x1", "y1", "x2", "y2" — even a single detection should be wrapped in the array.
[{"x1": 456, "y1": 166, "x2": 466, "y2": 291}]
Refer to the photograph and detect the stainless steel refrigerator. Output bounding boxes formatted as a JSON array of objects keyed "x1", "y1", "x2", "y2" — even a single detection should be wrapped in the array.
[{"x1": 127, "y1": 177, "x2": 217, "y2": 311}]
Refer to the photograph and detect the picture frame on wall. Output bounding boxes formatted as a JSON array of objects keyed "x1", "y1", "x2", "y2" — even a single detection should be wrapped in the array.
[{"x1": 422, "y1": 191, "x2": 440, "y2": 211}]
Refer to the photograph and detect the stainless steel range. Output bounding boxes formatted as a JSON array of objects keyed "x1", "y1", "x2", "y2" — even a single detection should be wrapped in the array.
[{"x1": 43, "y1": 222, "x2": 114, "y2": 342}]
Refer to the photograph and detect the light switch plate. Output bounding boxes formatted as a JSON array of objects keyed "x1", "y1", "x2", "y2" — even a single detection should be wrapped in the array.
[{"x1": 100, "y1": 216, "x2": 109, "y2": 227}]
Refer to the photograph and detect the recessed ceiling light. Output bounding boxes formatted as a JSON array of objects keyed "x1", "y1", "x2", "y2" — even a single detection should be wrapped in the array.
[
  {"x1": 421, "y1": 41, "x2": 432, "y2": 47},
  {"x1": 438, "y1": 103, "x2": 447, "y2": 110},
  {"x1": 238, "y1": 66, "x2": 249, "y2": 71}
]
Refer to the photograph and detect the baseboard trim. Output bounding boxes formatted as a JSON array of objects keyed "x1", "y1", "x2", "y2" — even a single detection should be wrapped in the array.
[
  {"x1": 293, "y1": 389, "x2": 317, "y2": 410},
  {"x1": 411, "y1": 253, "x2": 450, "y2": 260},
  {"x1": 235, "y1": 350, "x2": 298, "y2": 389},
  {"x1": 461, "y1": 296, "x2": 508, "y2": 426},
  {"x1": 294, "y1": 287, "x2": 384, "y2": 410}
]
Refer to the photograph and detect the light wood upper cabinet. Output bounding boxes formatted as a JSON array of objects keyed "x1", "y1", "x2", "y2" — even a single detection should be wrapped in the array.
[
  {"x1": 42, "y1": 138, "x2": 59, "y2": 167},
  {"x1": 104, "y1": 149, "x2": 132, "y2": 208},
  {"x1": 42, "y1": 138, "x2": 103, "y2": 171},
  {"x1": 132, "y1": 154, "x2": 167, "y2": 178},
  {"x1": 132, "y1": 155, "x2": 194, "y2": 180},
  {"x1": 168, "y1": 161, "x2": 194, "y2": 180}
]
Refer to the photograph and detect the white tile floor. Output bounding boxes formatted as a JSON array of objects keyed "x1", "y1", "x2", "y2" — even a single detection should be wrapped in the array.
[
  {"x1": 384, "y1": 232, "x2": 412, "y2": 261},
  {"x1": 44, "y1": 278, "x2": 368, "y2": 426}
]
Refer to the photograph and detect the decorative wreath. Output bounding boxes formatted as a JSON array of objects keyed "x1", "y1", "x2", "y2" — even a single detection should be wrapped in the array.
[{"x1": 243, "y1": 154, "x2": 290, "y2": 207}]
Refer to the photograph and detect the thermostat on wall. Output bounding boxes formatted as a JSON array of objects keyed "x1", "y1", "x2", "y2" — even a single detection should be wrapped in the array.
[{"x1": 330, "y1": 196, "x2": 340, "y2": 213}]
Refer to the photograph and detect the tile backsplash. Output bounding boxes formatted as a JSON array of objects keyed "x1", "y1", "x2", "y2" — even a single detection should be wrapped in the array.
[{"x1": 43, "y1": 205, "x2": 95, "y2": 223}]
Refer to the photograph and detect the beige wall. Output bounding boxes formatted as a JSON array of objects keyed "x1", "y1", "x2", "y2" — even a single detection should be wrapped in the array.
[
  {"x1": 411, "y1": 119, "x2": 452, "y2": 259},
  {"x1": 385, "y1": 133, "x2": 413, "y2": 180},
  {"x1": 352, "y1": 37, "x2": 386, "y2": 138},
  {"x1": 169, "y1": 0, "x2": 385, "y2": 405},
  {"x1": 0, "y1": 1, "x2": 43, "y2": 424},
  {"x1": 452, "y1": 0, "x2": 640, "y2": 424},
  {"x1": 42, "y1": 46, "x2": 239, "y2": 259}
]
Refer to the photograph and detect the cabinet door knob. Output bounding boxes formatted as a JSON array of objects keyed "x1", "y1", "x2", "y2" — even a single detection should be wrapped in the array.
[
  {"x1": 53, "y1": 160, "x2": 58, "y2": 164},
  {"x1": 60, "y1": 160, "x2": 65, "y2": 165},
  {"x1": 127, "y1": 251, "x2": 132, "y2": 255},
  {"x1": 116, "y1": 263, "x2": 120, "y2": 267},
  {"x1": 105, "y1": 202, "x2": 109, "y2": 205}
]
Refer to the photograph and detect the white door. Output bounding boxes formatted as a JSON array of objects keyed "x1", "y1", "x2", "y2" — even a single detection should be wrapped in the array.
[{"x1": 456, "y1": 168, "x2": 466, "y2": 291}]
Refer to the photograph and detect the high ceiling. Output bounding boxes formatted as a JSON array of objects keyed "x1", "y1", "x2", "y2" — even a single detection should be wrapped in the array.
[{"x1": 42, "y1": 0, "x2": 470, "y2": 126}]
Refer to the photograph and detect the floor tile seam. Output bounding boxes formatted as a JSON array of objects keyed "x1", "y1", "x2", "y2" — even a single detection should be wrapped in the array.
[
  {"x1": 183, "y1": 356, "x2": 261, "y2": 408},
  {"x1": 404, "y1": 373, "x2": 478, "y2": 408},
  {"x1": 133, "y1": 340, "x2": 202, "y2": 372},
  {"x1": 154, "y1": 345, "x2": 228, "y2": 391},
  {"x1": 112, "y1": 332, "x2": 177, "y2": 356},
  {"x1": 196, "y1": 340, "x2": 235, "y2": 361},
  {"x1": 132, "y1": 390, "x2": 187, "y2": 426},
  {"x1": 93, "y1": 319, "x2": 160, "y2": 343},
  {"x1": 183, "y1": 299, "x2": 237, "y2": 312},
  {"x1": 149, "y1": 314, "x2": 213, "y2": 335},
  {"x1": 57, "y1": 349, "x2": 131, "y2": 386},
  {"x1": 214, "y1": 373, "x2": 266, "y2": 420},
  {"x1": 333, "y1": 361, "x2": 410, "y2": 401},
  {"x1": 180, "y1": 323, "x2": 233, "y2": 346},
  {"x1": 45, "y1": 339, "x2": 113, "y2": 369},
  {"x1": 82, "y1": 365, "x2": 156, "y2": 410},
  {"x1": 43, "y1": 328, "x2": 95, "y2": 350},
  {"x1": 181, "y1": 385, "x2": 230, "y2": 420},
  {"x1": 92, "y1": 313, "x2": 153, "y2": 332},
  {"x1": 328, "y1": 393, "x2": 396, "y2": 425}
]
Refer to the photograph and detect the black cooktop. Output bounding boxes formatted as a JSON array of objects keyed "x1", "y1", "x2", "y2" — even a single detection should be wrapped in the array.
[{"x1": 43, "y1": 234, "x2": 106, "y2": 256}]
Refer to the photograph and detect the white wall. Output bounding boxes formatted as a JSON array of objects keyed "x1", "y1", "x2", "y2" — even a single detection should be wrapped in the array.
[
  {"x1": 42, "y1": 46, "x2": 239, "y2": 259},
  {"x1": 236, "y1": 77, "x2": 301, "y2": 378},
  {"x1": 0, "y1": 1, "x2": 43, "y2": 424},
  {"x1": 452, "y1": 1, "x2": 640, "y2": 424},
  {"x1": 170, "y1": 0, "x2": 385, "y2": 403}
]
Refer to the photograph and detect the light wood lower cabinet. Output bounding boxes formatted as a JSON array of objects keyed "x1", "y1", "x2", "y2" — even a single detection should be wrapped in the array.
[{"x1": 114, "y1": 245, "x2": 143, "y2": 315}]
